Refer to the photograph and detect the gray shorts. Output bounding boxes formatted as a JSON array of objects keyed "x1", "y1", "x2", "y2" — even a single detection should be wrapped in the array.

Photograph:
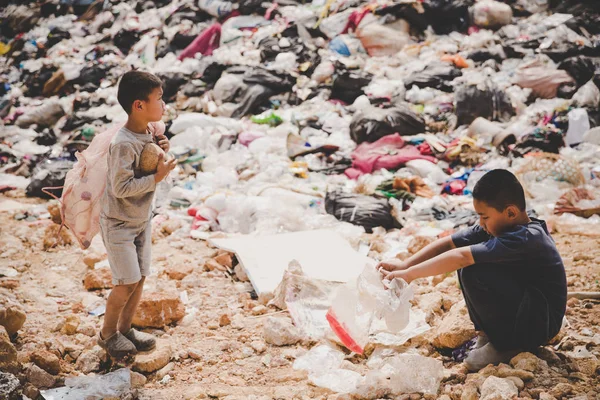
[{"x1": 100, "y1": 216, "x2": 152, "y2": 285}]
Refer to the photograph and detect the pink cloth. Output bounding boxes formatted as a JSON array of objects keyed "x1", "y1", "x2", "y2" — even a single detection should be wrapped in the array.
[
  {"x1": 347, "y1": 133, "x2": 436, "y2": 178},
  {"x1": 178, "y1": 23, "x2": 222, "y2": 61}
]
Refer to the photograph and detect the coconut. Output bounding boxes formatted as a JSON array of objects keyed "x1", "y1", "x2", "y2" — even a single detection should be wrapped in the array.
[{"x1": 139, "y1": 142, "x2": 165, "y2": 175}]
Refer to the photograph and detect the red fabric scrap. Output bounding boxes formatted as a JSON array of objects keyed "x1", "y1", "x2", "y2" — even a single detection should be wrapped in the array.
[{"x1": 178, "y1": 23, "x2": 222, "y2": 61}]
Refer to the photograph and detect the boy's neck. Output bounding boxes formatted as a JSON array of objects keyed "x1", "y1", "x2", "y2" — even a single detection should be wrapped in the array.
[{"x1": 125, "y1": 117, "x2": 150, "y2": 135}]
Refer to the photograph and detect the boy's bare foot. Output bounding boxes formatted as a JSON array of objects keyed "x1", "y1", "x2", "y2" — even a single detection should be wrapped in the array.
[
  {"x1": 464, "y1": 342, "x2": 520, "y2": 372},
  {"x1": 98, "y1": 332, "x2": 137, "y2": 359},
  {"x1": 123, "y1": 328, "x2": 156, "y2": 352}
]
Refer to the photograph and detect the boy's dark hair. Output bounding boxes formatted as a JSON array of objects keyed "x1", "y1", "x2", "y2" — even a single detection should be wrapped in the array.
[
  {"x1": 473, "y1": 169, "x2": 526, "y2": 211},
  {"x1": 117, "y1": 70, "x2": 162, "y2": 114}
]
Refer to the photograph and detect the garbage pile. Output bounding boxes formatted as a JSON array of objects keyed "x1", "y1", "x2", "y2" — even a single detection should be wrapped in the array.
[{"x1": 2, "y1": 0, "x2": 600, "y2": 397}]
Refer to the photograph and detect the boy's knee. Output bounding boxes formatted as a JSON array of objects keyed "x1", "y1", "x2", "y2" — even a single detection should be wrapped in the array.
[{"x1": 117, "y1": 281, "x2": 139, "y2": 295}]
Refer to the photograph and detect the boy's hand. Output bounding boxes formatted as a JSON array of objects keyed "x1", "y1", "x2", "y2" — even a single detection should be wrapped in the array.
[
  {"x1": 154, "y1": 153, "x2": 176, "y2": 183},
  {"x1": 377, "y1": 259, "x2": 409, "y2": 273},
  {"x1": 156, "y1": 134, "x2": 170, "y2": 153},
  {"x1": 383, "y1": 269, "x2": 412, "y2": 284}
]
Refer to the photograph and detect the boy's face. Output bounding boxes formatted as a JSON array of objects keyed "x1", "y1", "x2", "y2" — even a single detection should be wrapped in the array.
[
  {"x1": 133, "y1": 87, "x2": 165, "y2": 122},
  {"x1": 473, "y1": 199, "x2": 518, "y2": 237}
]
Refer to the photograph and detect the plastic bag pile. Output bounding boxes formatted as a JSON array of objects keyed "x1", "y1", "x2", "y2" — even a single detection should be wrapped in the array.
[{"x1": 1, "y1": 0, "x2": 600, "y2": 239}]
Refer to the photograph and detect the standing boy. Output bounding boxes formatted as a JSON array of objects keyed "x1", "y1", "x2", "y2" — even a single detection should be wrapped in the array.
[
  {"x1": 380, "y1": 169, "x2": 567, "y2": 371},
  {"x1": 98, "y1": 70, "x2": 176, "y2": 359}
]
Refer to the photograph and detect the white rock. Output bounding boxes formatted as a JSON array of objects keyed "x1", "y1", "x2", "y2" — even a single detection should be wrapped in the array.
[{"x1": 480, "y1": 376, "x2": 518, "y2": 400}]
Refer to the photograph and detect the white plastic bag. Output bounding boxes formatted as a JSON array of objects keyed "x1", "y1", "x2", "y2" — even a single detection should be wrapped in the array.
[
  {"x1": 471, "y1": 0, "x2": 513, "y2": 29},
  {"x1": 41, "y1": 368, "x2": 131, "y2": 400},
  {"x1": 326, "y1": 265, "x2": 413, "y2": 354}
]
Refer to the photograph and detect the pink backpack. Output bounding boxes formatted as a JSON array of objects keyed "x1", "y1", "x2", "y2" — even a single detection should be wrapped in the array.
[{"x1": 44, "y1": 121, "x2": 165, "y2": 249}]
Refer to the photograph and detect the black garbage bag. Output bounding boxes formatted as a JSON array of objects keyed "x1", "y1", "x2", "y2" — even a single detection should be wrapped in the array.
[
  {"x1": 404, "y1": 63, "x2": 462, "y2": 92},
  {"x1": 26, "y1": 158, "x2": 75, "y2": 199},
  {"x1": 558, "y1": 56, "x2": 600, "y2": 88},
  {"x1": 22, "y1": 65, "x2": 58, "y2": 98},
  {"x1": 325, "y1": 191, "x2": 396, "y2": 233},
  {"x1": 455, "y1": 81, "x2": 514, "y2": 126},
  {"x1": 46, "y1": 27, "x2": 71, "y2": 49},
  {"x1": 331, "y1": 69, "x2": 372, "y2": 104},
  {"x1": 158, "y1": 72, "x2": 188, "y2": 102},
  {"x1": 113, "y1": 30, "x2": 140, "y2": 55},
  {"x1": 350, "y1": 105, "x2": 426, "y2": 144},
  {"x1": 230, "y1": 84, "x2": 275, "y2": 119},
  {"x1": 73, "y1": 64, "x2": 108, "y2": 92},
  {"x1": 242, "y1": 67, "x2": 295, "y2": 92},
  {"x1": 201, "y1": 61, "x2": 228, "y2": 84},
  {"x1": 171, "y1": 31, "x2": 198, "y2": 49}
]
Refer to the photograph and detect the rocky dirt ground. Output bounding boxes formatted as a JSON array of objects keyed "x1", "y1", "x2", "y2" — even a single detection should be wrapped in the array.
[{"x1": 0, "y1": 191, "x2": 599, "y2": 400}]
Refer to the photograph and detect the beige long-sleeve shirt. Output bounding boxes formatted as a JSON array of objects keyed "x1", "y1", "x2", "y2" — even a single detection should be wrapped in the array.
[{"x1": 101, "y1": 127, "x2": 156, "y2": 223}]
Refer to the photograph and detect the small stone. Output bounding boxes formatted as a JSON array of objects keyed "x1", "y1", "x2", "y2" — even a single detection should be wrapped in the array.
[
  {"x1": 214, "y1": 253, "x2": 233, "y2": 268},
  {"x1": 207, "y1": 320, "x2": 219, "y2": 330},
  {"x1": 43, "y1": 224, "x2": 74, "y2": 250},
  {"x1": 510, "y1": 352, "x2": 546, "y2": 372},
  {"x1": 230, "y1": 314, "x2": 245, "y2": 330},
  {"x1": 0, "y1": 279, "x2": 19, "y2": 289},
  {"x1": 205, "y1": 259, "x2": 227, "y2": 272},
  {"x1": 0, "y1": 327, "x2": 20, "y2": 373},
  {"x1": 0, "y1": 371, "x2": 21, "y2": 399},
  {"x1": 0, "y1": 307, "x2": 26, "y2": 336},
  {"x1": 161, "y1": 219, "x2": 183, "y2": 235},
  {"x1": 156, "y1": 362, "x2": 175, "y2": 379},
  {"x1": 234, "y1": 264, "x2": 249, "y2": 282},
  {"x1": 241, "y1": 346, "x2": 254, "y2": 358},
  {"x1": 165, "y1": 261, "x2": 195, "y2": 281},
  {"x1": 83, "y1": 268, "x2": 113, "y2": 290},
  {"x1": 480, "y1": 376, "x2": 518, "y2": 400},
  {"x1": 83, "y1": 252, "x2": 105, "y2": 268},
  {"x1": 132, "y1": 292, "x2": 185, "y2": 328},
  {"x1": 131, "y1": 371, "x2": 147, "y2": 388},
  {"x1": 219, "y1": 314, "x2": 231, "y2": 327},
  {"x1": 250, "y1": 340, "x2": 267, "y2": 354},
  {"x1": 539, "y1": 394, "x2": 557, "y2": 400},
  {"x1": 263, "y1": 317, "x2": 302, "y2": 346},
  {"x1": 61, "y1": 315, "x2": 80, "y2": 336},
  {"x1": 505, "y1": 376, "x2": 524, "y2": 391},
  {"x1": 22, "y1": 383, "x2": 39, "y2": 399},
  {"x1": 188, "y1": 349, "x2": 203, "y2": 360},
  {"x1": 461, "y1": 384, "x2": 479, "y2": 400},
  {"x1": 417, "y1": 292, "x2": 444, "y2": 323},
  {"x1": 75, "y1": 349, "x2": 102, "y2": 374},
  {"x1": 76, "y1": 322, "x2": 96, "y2": 337},
  {"x1": 536, "y1": 347, "x2": 562, "y2": 365},
  {"x1": 251, "y1": 305, "x2": 267, "y2": 316},
  {"x1": 432, "y1": 302, "x2": 476, "y2": 349},
  {"x1": 133, "y1": 343, "x2": 172, "y2": 374},
  {"x1": 439, "y1": 396, "x2": 452, "y2": 400},
  {"x1": 30, "y1": 350, "x2": 61, "y2": 375},
  {"x1": 47, "y1": 202, "x2": 62, "y2": 225},
  {"x1": 26, "y1": 364, "x2": 56, "y2": 389},
  {"x1": 550, "y1": 383, "x2": 573, "y2": 398}
]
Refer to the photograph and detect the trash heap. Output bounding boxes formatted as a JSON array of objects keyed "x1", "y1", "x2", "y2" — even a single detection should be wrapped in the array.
[{"x1": 2, "y1": 0, "x2": 600, "y2": 398}]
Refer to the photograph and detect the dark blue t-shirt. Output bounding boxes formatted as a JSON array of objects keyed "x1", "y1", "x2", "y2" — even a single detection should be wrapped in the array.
[{"x1": 451, "y1": 218, "x2": 567, "y2": 323}]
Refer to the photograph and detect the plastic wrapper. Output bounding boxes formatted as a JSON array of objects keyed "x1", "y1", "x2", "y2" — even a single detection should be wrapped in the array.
[
  {"x1": 404, "y1": 63, "x2": 462, "y2": 93},
  {"x1": 470, "y1": 0, "x2": 513, "y2": 29},
  {"x1": 326, "y1": 265, "x2": 413, "y2": 354},
  {"x1": 514, "y1": 59, "x2": 576, "y2": 99},
  {"x1": 356, "y1": 22, "x2": 411, "y2": 57},
  {"x1": 41, "y1": 368, "x2": 131, "y2": 400}
]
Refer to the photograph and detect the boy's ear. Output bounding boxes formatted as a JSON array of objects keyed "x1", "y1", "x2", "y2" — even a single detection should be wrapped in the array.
[
  {"x1": 133, "y1": 100, "x2": 143, "y2": 111},
  {"x1": 506, "y1": 205, "x2": 518, "y2": 219}
]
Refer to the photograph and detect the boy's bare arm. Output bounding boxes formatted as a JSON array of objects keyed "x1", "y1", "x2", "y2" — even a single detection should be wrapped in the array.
[
  {"x1": 385, "y1": 246, "x2": 475, "y2": 283},
  {"x1": 379, "y1": 236, "x2": 456, "y2": 272}
]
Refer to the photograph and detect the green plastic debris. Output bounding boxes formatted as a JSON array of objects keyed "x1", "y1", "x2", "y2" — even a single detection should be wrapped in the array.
[{"x1": 251, "y1": 112, "x2": 283, "y2": 127}]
